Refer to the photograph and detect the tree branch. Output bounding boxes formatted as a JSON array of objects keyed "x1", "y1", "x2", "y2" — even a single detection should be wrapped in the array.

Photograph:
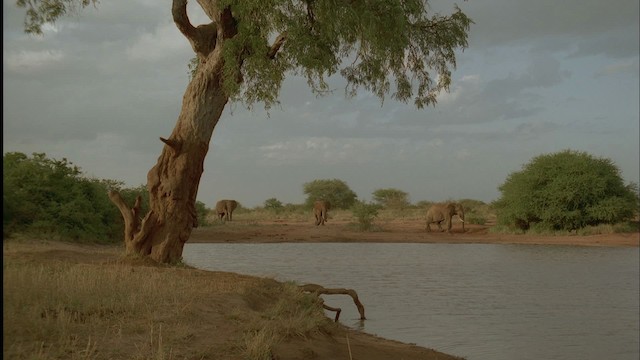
[
  {"x1": 300, "y1": 283, "x2": 366, "y2": 320},
  {"x1": 108, "y1": 190, "x2": 141, "y2": 253},
  {"x1": 172, "y1": 0, "x2": 197, "y2": 41},
  {"x1": 160, "y1": 137, "x2": 182, "y2": 155},
  {"x1": 267, "y1": 32, "x2": 288, "y2": 59}
]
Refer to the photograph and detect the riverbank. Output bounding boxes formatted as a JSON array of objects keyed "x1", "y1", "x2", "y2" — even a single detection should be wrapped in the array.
[
  {"x1": 189, "y1": 218, "x2": 640, "y2": 247},
  {"x1": 3, "y1": 238, "x2": 464, "y2": 360},
  {"x1": 4, "y1": 218, "x2": 636, "y2": 359}
]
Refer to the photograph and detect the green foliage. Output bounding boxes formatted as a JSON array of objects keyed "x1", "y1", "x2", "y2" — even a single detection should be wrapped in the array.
[
  {"x1": 372, "y1": 188, "x2": 409, "y2": 209},
  {"x1": 18, "y1": 1, "x2": 472, "y2": 111},
  {"x1": 3, "y1": 152, "x2": 122, "y2": 242},
  {"x1": 415, "y1": 200, "x2": 435, "y2": 209},
  {"x1": 302, "y1": 179, "x2": 357, "y2": 209},
  {"x1": 493, "y1": 150, "x2": 639, "y2": 231},
  {"x1": 187, "y1": 56, "x2": 199, "y2": 81},
  {"x1": 226, "y1": 0, "x2": 472, "y2": 110},
  {"x1": 264, "y1": 198, "x2": 284, "y2": 212},
  {"x1": 16, "y1": 0, "x2": 97, "y2": 35},
  {"x1": 195, "y1": 201, "x2": 211, "y2": 227},
  {"x1": 350, "y1": 200, "x2": 381, "y2": 231},
  {"x1": 458, "y1": 199, "x2": 490, "y2": 225}
]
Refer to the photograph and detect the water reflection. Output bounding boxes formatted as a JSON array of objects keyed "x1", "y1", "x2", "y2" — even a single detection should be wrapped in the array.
[{"x1": 183, "y1": 243, "x2": 639, "y2": 360}]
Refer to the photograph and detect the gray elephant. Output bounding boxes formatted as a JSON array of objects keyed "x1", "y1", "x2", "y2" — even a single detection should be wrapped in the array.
[
  {"x1": 313, "y1": 200, "x2": 331, "y2": 226},
  {"x1": 426, "y1": 202, "x2": 465, "y2": 233},
  {"x1": 215, "y1": 199, "x2": 238, "y2": 222}
]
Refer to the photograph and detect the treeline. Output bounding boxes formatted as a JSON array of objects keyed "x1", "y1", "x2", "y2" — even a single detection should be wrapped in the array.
[
  {"x1": 4, "y1": 150, "x2": 639, "y2": 243},
  {"x1": 2, "y1": 152, "x2": 208, "y2": 243},
  {"x1": 244, "y1": 150, "x2": 640, "y2": 233}
]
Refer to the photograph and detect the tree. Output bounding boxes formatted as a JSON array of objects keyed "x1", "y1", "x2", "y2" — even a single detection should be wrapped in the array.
[
  {"x1": 493, "y1": 149, "x2": 639, "y2": 231},
  {"x1": 17, "y1": 0, "x2": 472, "y2": 263},
  {"x1": 264, "y1": 198, "x2": 284, "y2": 211},
  {"x1": 372, "y1": 188, "x2": 409, "y2": 209},
  {"x1": 303, "y1": 179, "x2": 357, "y2": 209}
]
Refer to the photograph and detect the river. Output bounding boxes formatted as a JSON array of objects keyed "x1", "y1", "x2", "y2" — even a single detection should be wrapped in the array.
[{"x1": 183, "y1": 243, "x2": 639, "y2": 360}]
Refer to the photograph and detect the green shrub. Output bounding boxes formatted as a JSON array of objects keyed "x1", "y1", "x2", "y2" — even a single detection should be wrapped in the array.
[
  {"x1": 493, "y1": 150, "x2": 639, "y2": 231},
  {"x1": 350, "y1": 201, "x2": 380, "y2": 231},
  {"x1": 2, "y1": 152, "x2": 154, "y2": 243}
]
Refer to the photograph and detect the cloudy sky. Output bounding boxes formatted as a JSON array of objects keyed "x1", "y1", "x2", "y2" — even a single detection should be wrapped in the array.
[{"x1": 3, "y1": 0, "x2": 639, "y2": 208}]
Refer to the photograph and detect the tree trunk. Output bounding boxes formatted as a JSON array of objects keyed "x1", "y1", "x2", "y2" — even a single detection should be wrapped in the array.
[
  {"x1": 109, "y1": 1, "x2": 286, "y2": 263},
  {"x1": 111, "y1": 44, "x2": 228, "y2": 263}
]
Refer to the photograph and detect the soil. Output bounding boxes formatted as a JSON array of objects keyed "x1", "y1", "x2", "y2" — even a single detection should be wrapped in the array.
[{"x1": 189, "y1": 218, "x2": 640, "y2": 247}]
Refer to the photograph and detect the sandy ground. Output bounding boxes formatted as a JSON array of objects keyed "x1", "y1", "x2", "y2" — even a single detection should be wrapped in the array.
[{"x1": 189, "y1": 218, "x2": 640, "y2": 247}]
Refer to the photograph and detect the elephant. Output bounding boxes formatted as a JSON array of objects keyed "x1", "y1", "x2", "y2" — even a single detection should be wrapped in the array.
[
  {"x1": 215, "y1": 199, "x2": 238, "y2": 222},
  {"x1": 425, "y1": 202, "x2": 465, "y2": 233},
  {"x1": 313, "y1": 200, "x2": 331, "y2": 226}
]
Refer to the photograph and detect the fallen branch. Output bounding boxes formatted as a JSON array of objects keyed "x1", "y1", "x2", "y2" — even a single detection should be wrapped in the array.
[{"x1": 299, "y1": 283, "x2": 366, "y2": 321}]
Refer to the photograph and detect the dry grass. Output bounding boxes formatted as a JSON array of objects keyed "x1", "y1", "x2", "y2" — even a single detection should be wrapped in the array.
[{"x1": 2, "y1": 240, "x2": 337, "y2": 360}]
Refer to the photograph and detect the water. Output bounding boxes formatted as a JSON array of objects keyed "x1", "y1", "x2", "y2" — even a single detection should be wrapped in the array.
[{"x1": 183, "y1": 243, "x2": 640, "y2": 360}]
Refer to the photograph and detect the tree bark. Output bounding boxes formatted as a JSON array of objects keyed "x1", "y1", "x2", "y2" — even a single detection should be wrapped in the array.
[
  {"x1": 109, "y1": 1, "x2": 232, "y2": 263},
  {"x1": 110, "y1": 1, "x2": 288, "y2": 263}
]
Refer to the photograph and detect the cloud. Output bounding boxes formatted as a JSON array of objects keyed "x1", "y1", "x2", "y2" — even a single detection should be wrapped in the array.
[
  {"x1": 595, "y1": 60, "x2": 640, "y2": 78},
  {"x1": 125, "y1": 22, "x2": 187, "y2": 61},
  {"x1": 458, "y1": 0, "x2": 639, "y2": 56},
  {"x1": 3, "y1": 49, "x2": 65, "y2": 73},
  {"x1": 256, "y1": 136, "x2": 419, "y2": 166}
]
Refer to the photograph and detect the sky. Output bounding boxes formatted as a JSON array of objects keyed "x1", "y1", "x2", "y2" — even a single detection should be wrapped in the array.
[{"x1": 3, "y1": 0, "x2": 639, "y2": 208}]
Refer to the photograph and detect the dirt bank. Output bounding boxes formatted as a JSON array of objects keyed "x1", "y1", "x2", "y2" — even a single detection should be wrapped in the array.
[{"x1": 189, "y1": 218, "x2": 639, "y2": 247}]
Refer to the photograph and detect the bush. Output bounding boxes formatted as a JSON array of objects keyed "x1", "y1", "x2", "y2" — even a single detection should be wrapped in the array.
[
  {"x1": 2, "y1": 152, "x2": 159, "y2": 243},
  {"x1": 3, "y1": 152, "x2": 119, "y2": 242},
  {"x1": 350, "y1": 201, "x2": 380, "y2": 231},
  {"x1": 493, "y1": 150, "x2": 639, "y2": 231}
]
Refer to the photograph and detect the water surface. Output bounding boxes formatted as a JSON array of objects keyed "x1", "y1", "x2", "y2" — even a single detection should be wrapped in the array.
[{"x1": 183, "y1": 243, "x2": 639, "y2": 360}]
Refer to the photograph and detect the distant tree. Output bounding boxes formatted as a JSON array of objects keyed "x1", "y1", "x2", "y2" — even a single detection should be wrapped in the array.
[
  {"x1": 264, "y1": 198, "x2": 284, "y2": 212},
  {"x1": 372, "y1": 188, "x2": 410, "y2": 209},
  {"x1": 17, "y1": 0, "x2": 472, "y2": 263},
  {"x1": 303, "y1": 179, "x2": 357, "y2": 209},
  {"x1": 415, "y1": 200, "x2": 435, "y2": 209},
  {"x1": 493, "y1": 150, "x2": 639, "y2": 231}
]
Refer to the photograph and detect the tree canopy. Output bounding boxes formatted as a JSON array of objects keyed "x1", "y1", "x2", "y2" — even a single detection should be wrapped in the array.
[
  {"x1": 493, "y1": 149, "x2": 639, "y2": 231},
  {"x1": 372, "y1": 188, "x2": 410, "y2": 209},
  {"x1": 17, "y1": 0, "x2": 472, "y2": 110},
  {"x1": 303, "y1": 178, "x2": 357, "y2": 209}
]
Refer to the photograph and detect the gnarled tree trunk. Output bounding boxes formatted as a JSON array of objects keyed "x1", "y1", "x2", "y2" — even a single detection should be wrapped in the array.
[{"x1": 109, "y1": 1, "x2": 261, "y2": 263}]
